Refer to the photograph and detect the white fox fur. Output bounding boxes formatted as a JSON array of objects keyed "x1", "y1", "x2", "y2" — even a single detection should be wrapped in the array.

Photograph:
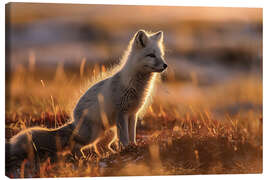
[{"x1": 6, "y1": 30, "x2": 167, "y2": 168}]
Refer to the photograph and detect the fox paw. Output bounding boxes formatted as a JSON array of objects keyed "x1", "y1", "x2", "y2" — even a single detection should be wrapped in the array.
[{"x1": 117, "y1": 142, "x2": 125, "y2": 152}]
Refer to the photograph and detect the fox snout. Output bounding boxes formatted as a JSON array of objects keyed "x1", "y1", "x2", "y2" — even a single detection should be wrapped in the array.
[
  {"x1": 150, "y1": 60, "x2": 167, "y2": 72},
  {"x1": 157, "y1": 62, "x2": 167, "y2": 72},
  {"x1": 155, "y1": 58, "x2": 168, "y2": 72},
  {"x1": 163, "y1": 63, "x2": 168, "y2": 70}
]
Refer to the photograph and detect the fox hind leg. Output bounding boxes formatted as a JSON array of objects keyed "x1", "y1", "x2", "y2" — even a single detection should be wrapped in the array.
[
  {"x1": 71, "y1": 143, "x2": 85, "y2": 159},
  {"x1": 107, "y1": 127, "x2": 118, "y2": 153}
]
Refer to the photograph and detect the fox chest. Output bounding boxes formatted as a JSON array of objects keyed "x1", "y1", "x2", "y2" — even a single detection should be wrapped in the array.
[{"x1": 118, "y1": 87, "x2": 145, "y2": 113}]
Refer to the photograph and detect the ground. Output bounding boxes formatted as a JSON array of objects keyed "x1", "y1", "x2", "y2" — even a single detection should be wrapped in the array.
[{"x1": 5, "y1": 64, "x2": 262, "y2": 177}]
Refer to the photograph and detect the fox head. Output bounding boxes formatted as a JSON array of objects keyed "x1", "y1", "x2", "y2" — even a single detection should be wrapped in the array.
[{"x1": 130, "y1": 30, "x2": 167, "y2": 73}]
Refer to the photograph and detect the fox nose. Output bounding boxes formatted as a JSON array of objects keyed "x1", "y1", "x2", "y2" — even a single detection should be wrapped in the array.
[{"x1": 163, "y1": 63, "x2": 168, "y2": 69}]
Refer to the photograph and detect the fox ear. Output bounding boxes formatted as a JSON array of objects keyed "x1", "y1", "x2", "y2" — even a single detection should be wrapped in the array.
[
  {"x1": 152, "y1": 31, "x2": 163, "y2": 42},
  {"x1": 135, "y1": 30, "x2": 148, "y2": 48}
]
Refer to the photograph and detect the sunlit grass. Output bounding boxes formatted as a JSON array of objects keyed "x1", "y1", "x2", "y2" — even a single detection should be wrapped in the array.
[{"x1": 6, "y1": 57, "x2": 262, "y2": 177}]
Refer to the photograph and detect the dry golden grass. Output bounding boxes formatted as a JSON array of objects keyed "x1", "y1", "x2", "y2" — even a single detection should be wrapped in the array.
[{"x1": 5, "y1": 59, "x2": 262, "y2": 177}]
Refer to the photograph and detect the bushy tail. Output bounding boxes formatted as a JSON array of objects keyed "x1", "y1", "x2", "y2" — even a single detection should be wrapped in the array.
[
  {"x1": 5, "y1": 142, "x2": 11, "y2": 166},
  {"x1": 5, "y1": 121, "x2": 75, "y2": 172}
]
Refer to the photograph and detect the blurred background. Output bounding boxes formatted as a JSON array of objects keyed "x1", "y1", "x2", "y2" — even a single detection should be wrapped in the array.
[
  {"x1": 6, "y1": 3, "x2": 262, "y2": 118},
  {"x1": 5, "y1": 3, "x2": 262, "y2": 177},
  {"x1": 6, "y1": 3, "x2": 262, "y2": 81}
]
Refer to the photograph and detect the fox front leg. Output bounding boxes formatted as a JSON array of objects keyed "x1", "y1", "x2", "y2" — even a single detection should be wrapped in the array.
[
  {"x1": 116, "y1": 113, "x2": 130, "y2": 147},
  {"x1": 128, "y1": 115, "x2": 137, "y2": 145}
]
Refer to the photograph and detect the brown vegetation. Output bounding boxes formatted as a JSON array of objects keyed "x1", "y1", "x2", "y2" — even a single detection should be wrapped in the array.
[{"x1": 6, "y1": 61, "x2": 262, "y2": 177}]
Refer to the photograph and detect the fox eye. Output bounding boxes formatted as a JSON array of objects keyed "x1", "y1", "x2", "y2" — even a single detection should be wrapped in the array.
[{"x1": 146, "y1": 53, "x2": 156, "y2": 58}]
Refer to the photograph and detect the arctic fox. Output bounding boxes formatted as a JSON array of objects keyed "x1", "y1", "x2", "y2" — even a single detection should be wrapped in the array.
[{"x1": 6, "y1": 30, "x2": 167, "y2": 168}]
